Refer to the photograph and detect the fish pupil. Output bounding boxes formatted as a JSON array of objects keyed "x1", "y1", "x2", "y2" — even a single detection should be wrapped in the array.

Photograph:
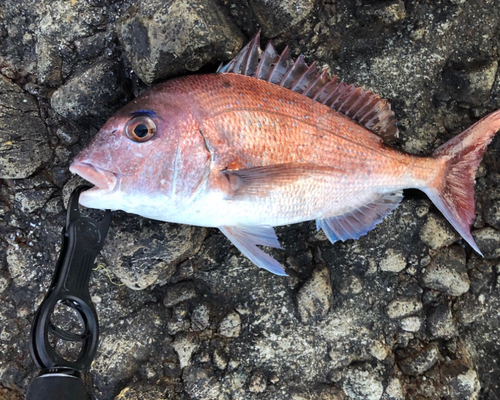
[{"x1": 134, "y1": 124, "x2": 149, "y2": 138}]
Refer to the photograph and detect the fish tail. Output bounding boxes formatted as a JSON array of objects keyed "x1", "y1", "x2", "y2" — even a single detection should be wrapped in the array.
[{"x1": 425, "y1": 109, "x2": 500, "y2": 255}]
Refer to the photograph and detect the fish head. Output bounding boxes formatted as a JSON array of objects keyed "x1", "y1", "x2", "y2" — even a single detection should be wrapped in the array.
[{"x1": 69, "y1": 87, "x2": 197, "y2": 215}]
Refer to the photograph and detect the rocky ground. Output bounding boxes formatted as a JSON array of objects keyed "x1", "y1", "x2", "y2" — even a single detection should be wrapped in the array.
[{"x1": 1, "y1": 0, "x2": 500, "y2": 399}]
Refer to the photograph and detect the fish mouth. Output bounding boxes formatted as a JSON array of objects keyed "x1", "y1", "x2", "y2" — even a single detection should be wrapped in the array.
[{"x1": 69, "y1": 161, "x2": 119, "y2": 194}]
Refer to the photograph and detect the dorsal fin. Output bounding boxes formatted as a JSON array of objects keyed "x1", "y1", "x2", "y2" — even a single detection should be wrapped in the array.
[{"x1": 218, "y1": 33, "x2": 399, "y2": 143}]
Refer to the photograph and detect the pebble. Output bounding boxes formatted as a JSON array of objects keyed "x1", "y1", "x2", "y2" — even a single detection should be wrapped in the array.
[
  {"x1": 419, "y1": 213, "x2": 458, "y2": 250},
  {"x1": 400, "y1": 316, "x2": 422, "y2": 332},
  {"x1": 172, "y1": 333, "x2": 199, "y2": 369},
  {"x1": 248, "y1": 371, "x2": 267, "y2": 393},
  {"x1": 342, "y1": 367, "x2": 384, "y2": 400},
  {"x1": 420, "y1": 246, "x2": 470, "y2": 296},
  {"x1": 213, "y1": 348, "x2": 228, "y2": 370},
  {"x1": 296, "y1": 266, "x2": 333, "y2": 324},
  {"x1": 386, "y1": 297, "x2": 423, "y2": 319},
  {"x1": 427, "y1": 304, "x2": 457, "y2": 339},
  {"x1": 384, "y1": 377, "x2": 405, "y2": 400},
  {"x1": 379, "y1": 249, "x2": 407, "y2": 273},
  {"x1": 219, "y1": 311, "x2": 242, "y2": 338},
  {"x1": 183, "y1": 366, "x2": 221, "y2": 400},
  {"x1": 484, "y1": 200, "x2": 500, "y2": 230},
  {"x1": 449, "y1": 368, "x2": 481, "y2": 399},
  {"x1": 398, "y1": 343, "x2": 440, "y2": 376}
]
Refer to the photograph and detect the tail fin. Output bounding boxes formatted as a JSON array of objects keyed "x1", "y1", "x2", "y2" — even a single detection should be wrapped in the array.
[{"x1": 425, "y1": 109, "x2": 500, "y2": 255}]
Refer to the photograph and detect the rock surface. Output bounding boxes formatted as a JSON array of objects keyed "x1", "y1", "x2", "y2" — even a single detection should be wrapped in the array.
[{"x1": 1, "y1": 0, "x2": 500, "y2": 399}]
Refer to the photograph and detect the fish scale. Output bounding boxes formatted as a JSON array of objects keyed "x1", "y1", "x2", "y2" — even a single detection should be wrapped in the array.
[{"x1": 70, "y1": 35, "x2": 500, "y2": 276}]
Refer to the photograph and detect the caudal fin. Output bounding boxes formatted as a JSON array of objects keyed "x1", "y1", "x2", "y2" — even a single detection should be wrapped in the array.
[{"x1": 425, "y1": 109, "x2": 500, "y2": 255}]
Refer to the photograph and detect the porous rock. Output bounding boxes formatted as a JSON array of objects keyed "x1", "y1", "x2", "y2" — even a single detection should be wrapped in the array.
[
  {"x1": 296, "y1": 265, "x2": 332, "y2": 324},
  {"x1": 427, "y1": 303, "x2": 457, "y2": 339},
  {"x1": 117, "y1": 0, "x2": 244, "y2": 84},
  {"x1": 172, "y1": 333, "x2": 199, "y2": 369},
  {"x1": 420, "y1": 245, "x2": 470, "y2": 296},
  {"x1": 0, "y1": 76, "x2": 51, "y2": 179},
  {"x1": 342, "y1": 366, "x2": 384, "y2": 400},
  {"x1": 379, "y1": 249, "x2": 406, "y2": 273},
  {"x1": 472, "y1": 227, "x2": 500, "y2": 259},
  {"x1": 398, "y1": 343, "x2": 440, "y2": 376},
  {"x1": 51, "y1": 59, "x2": 126, "y2": 124},
  {"x1": 248, "y1": 0, "x2": 317, "y2": 38},
  {"x1": 219, "y1": 311, "x2": 241, "y2": 338},
  {"x1": 386, "y1": 297, "x2": 423, "y2": 319},
  {"x1": 419, "y1": 213, "x2": 459, "y2": 250},
  {"x1": 183, "y1": 366, "x2": 221, "y2": 400},
  {"x1": 248, "y1": 371, "x2": 267, "y2": 393}
]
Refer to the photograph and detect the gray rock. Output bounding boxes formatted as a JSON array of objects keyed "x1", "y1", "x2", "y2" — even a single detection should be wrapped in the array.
[
  {"x1": 400, "y1": 316, "x2": 422, "y2": 332},
  {"x1": 213, "y1": 348, "x2": 229, "y2": 370},
  {"x1": 472, "y1": 227, "x2": 500, "y2": 259},
  {"x1": 398, "y1": 343, "x2": 440, "y2": 376},
  {"x1": 249, "y1": 0, "x2": 317, "y2": 37},
  {"x1": 117, "y1": 0, "x2": 244, "y2": 84},
  {"x1": 427, "y1": 304, "x2": 457, "y2": 339},
  {"x1": 163, "y1": 282, "x2": 198, "y2": 308},
  {"x1": 0, "y1": 76, "x2": 51, "y2": 179},
  {"x1": 357, "y1": 0, "x2": 406, "y2": 25},
  {"x1": 419, "y1": 213, "x2": 459, "y2": 250},
  {"x1": 484, "y1": 200, "x2": 500, "y2": 230},
  {"x1": 102, "y1": 216, "x2": 205, "y2": 290},
  {"x1": 383, "y1": 377, "x2": 405, "y2": 400},
  {"x1": 172, "y1": 333, "x2": 199, "y2": 369},
  {"x1": 248, "y1": 371, "x2": 267, "y2": 393},
  {"x1": 183, "y1": 366, "x2": 221, "y2": 400},
  {"x1": 191, "y1": 304, "x2": 210, "y2": 332},
  {"x1": 342, "y1": 366, "x2": 384, "y2": 400},
  {"x1": 442, "y1": 61, "x2": 498, "y2": 106},
  {"x1": 448, "y1": 368, "x2": 481, "y2": 400},
  {"x1": 35, "y1": 35, "x2": 63, "y2": 86},
  {"x1": 386, "y1": 297, "x2": 423, "y2": 319},
  {"x1": 219, "y1": 311, "x2": 241, "y2": 338},
  {"x1": 420, "y1": 245, "x2": 470, "y2": 296},
  {"x1": 453, "y1": 293, "x2": 487, "y2": 325},
  {"x1": 296, "y1": 266, "x2": 332, "y2": 324},
  {"x1": 114, "y1": 383, "x2": 173, "y2": 399},
  {"x1": 51, "y1": 59, "x2": 126, "y2": 124}
]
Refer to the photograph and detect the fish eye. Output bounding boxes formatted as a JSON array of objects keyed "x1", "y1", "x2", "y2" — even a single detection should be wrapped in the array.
[{"x1": 125, "y1": 115, "x2": 157, "y2": 142}]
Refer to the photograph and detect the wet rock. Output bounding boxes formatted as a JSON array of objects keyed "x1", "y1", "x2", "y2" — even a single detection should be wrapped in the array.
[
  {"x1": 248, "y1": 0, "x2": 316, "y2": 38},
  {"x1": 117, "y1": 0, "x2": 244, "y2": 85},
  {"x1": 296, "y1": 266, "x2": 332, "y2": 324},
  {"x1": 427, "y1": 304, "x2": 457, "y2": 339},
  {"x1": 103, "y1": 216, "x2": 204, "y2": 290},
  {"x1": 400, "y1": 316, "x2": 422, "y2": 333},
  {"x1": 421, "y1": 246, "x2": 470, "y2": 296},
  {"x1": 183, "y1": 366, "x2": 221, "y2": 400},
  {"x1": 0, "y1": 76, "x2": 51, "y2": 179},
  {"x1": 419, "y1": 213, "x2": 459, "y2": 250},
  {"x1": 442, "y1": 61, "x2": 498, "y2": 106},
  {"x1": 172, "y1": 333, "x2": 199, "y2": 369},
  {"x1": 163, "y1": 282, "x2": 198, "y2": 308},
  {"x1": 191, "y1": 304, "x2": 210, "y2": 332},
  {"x1": 398, "y1": 343, "x2": 440, "y2": 376},
  {"x1": 379, "y1": 249, "x2": 406, "y2": 273},
  {"x1": 51, "y1": 60, "x2": 126, "y2": 124},
  {"x1": 342, "y1": 366, "x2": 383, "y2": 400},
  {"x1": 219, "y1": 311, "x2": 241, "y2": 338},
  {"x1": 386, "y1": 297, "x2": 423, "y2": 319},
  {"x1": 248, "y1": 371, "x2": 267, "y2": 393},
  {"x1": 472, "y1": 227, "x2": 500, "y2": 259}
]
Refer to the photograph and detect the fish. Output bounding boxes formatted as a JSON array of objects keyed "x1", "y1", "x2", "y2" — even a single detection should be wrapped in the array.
[{"x1": 69, "y1": 34, "x2": 500, "y2": 276}]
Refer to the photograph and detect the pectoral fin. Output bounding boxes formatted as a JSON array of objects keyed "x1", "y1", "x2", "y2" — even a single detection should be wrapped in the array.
[
  {"x1": 317, "y1": 191, "x2": 403, "y2": 243},
  {"x1": 222, "y1": 163, "x2": 336, "y2": 198},
  {"x1": 220, "y1": 225, "x2": 287, "y2": 276}
]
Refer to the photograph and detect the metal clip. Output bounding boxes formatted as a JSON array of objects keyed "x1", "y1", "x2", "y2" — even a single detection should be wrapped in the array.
[{"x1": 30, "y1": 186, "x2": 111, "y2": 371}]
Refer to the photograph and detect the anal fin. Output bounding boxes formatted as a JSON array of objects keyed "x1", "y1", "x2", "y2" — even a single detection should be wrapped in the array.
[
  {"x1": 220, "y1": 225, "x2": 287, "y2": 276},
  {"x1": 317, "y1": 191, "x2": 403, "y2": 244}
]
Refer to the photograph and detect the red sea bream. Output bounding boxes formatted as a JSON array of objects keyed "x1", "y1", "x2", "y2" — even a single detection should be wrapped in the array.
[{"x1": 70, "y1": 35, "x2": 500, "y2": 276}]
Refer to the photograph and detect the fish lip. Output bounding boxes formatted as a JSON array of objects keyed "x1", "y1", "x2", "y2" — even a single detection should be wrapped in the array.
[{"x1": 69, "y1": 161, "x2": 120, "y2": 194}]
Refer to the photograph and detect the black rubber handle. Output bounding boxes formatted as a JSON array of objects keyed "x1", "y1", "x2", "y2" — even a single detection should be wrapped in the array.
[
  {"x1": 30, "y1": 186, "x2": 111, "y2": 371},
  {"x1": 26, "y1": 368, "x2": 88, "y2": 400}
]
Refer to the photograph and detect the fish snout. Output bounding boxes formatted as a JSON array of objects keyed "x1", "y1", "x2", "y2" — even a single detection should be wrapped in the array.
[{"x1": 69, "y1": 161, "x2": 119, "y2": 193}]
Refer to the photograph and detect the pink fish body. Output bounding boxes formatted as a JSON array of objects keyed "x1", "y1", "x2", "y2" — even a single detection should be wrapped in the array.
[{"x1": 70, "y1": 35, "x2": 500, "y2": 275}]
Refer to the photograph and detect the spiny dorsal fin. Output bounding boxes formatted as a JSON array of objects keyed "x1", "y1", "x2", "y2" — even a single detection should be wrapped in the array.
[{"x1": 218, "y1": 33, "x2": 399, "y2": 143}]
